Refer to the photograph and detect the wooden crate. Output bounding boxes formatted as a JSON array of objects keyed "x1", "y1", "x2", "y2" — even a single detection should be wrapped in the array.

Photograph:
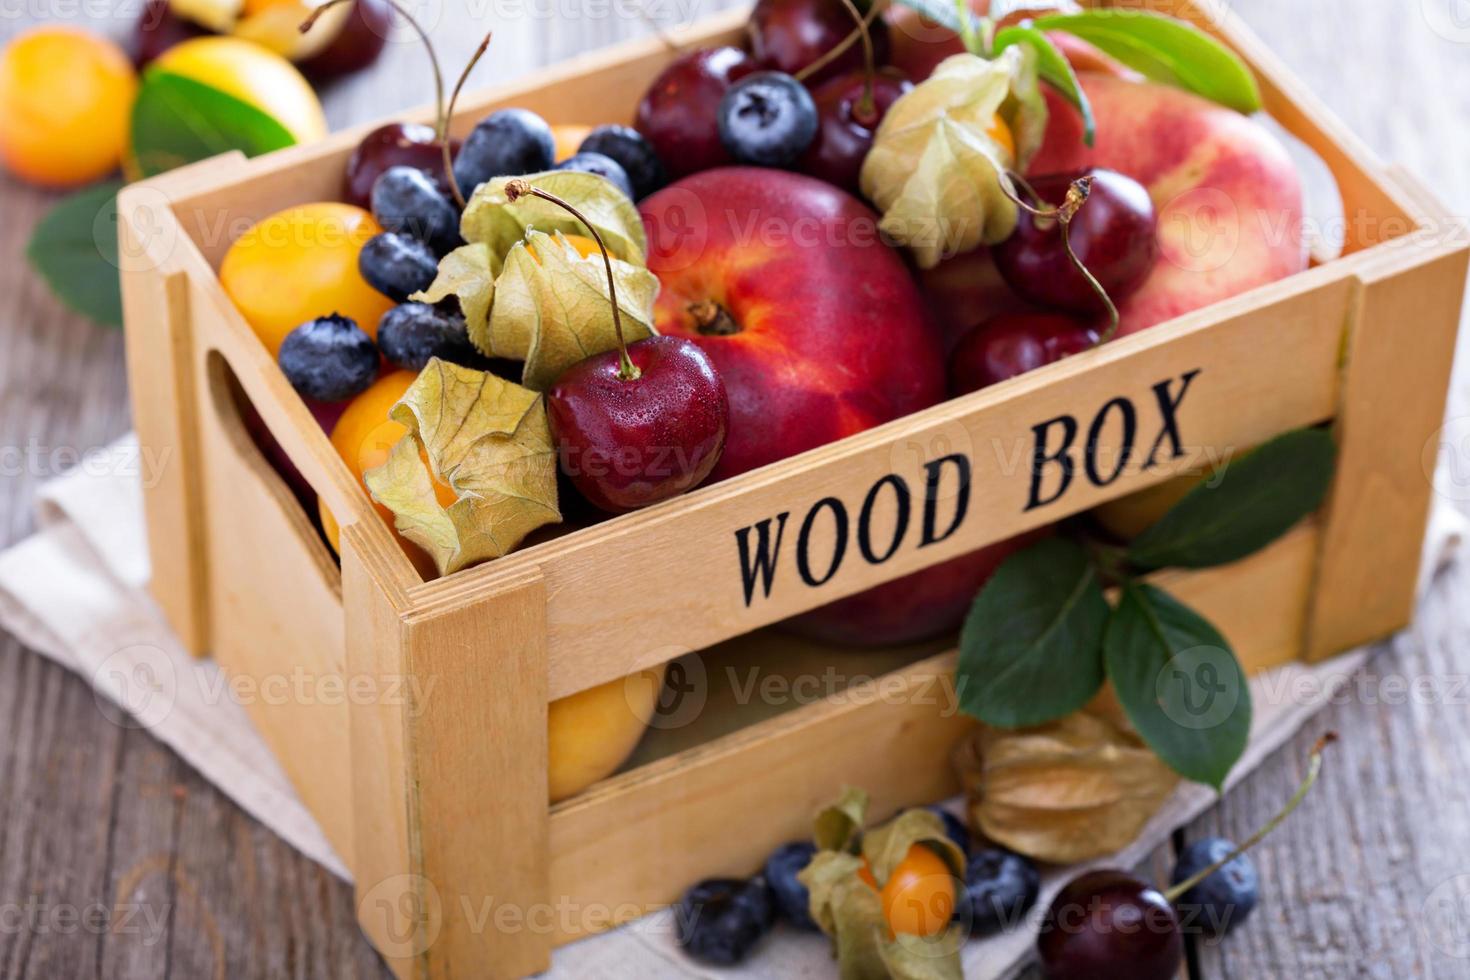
[{"x1": 116, "y1": 1, "x2": 1468, "y2": 976}]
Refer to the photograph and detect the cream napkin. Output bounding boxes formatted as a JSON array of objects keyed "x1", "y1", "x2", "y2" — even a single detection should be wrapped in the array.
[{"x1": 0, "y1": 434, "x2": 1461, "y2": 978}]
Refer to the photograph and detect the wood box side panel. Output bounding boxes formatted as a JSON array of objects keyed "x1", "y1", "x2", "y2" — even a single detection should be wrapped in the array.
[
  {"x1": 430, "y1": 272, "x2": 1356, "y2": 700},
  {"x1": 544, "y1": 521, "x2": 1320, "y2": 946}
]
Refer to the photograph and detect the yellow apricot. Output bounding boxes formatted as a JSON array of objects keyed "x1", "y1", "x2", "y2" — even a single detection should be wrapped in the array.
[
  {"x1": 318, "y1": 369, "x2": 456, "y2": 554},
  {"x1": 154, "y1": 36, "x2": 326, "y2": 144},
  {"x1": 0, "y1": 27, "x2": 137, "y2": 187},
  {"x1": 221, "y1": 202, "x2": 393, "y2": 356},
  {"x1": 549, "y1": 665, "x2": 667, "y2": 803},
  {"x1": 550, "y1": 123, "x2": 593, "y2": 161}
]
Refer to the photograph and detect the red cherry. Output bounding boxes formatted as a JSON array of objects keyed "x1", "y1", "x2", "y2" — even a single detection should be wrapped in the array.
[
  {"x1": 1037, "y1": 870, "x2": 1183, "y2": 980},
  {"x1": 948, "y1": 313, "x2": 1098, "y2": 395},
  {"x1": 548, "y1": 336, "x2": 729, "y2": 513},
  {"x1": 994, "y1": 169, "x2": 1158, "y2": 315},
  {"x1": 797, "y1": 67, "x2": 911, "y2": 194},
  {"x1": 635, "y1": 46, "x2": 757, "y2": 179},
  {"x1": 299, "y1": 0, "x2": 392, "y2": 80},
  {"x1": 749, "y1": 0, "x2": 891, "y2": 85},
  {"x1": 343, "y1": 122, "x2": 460, "y2": 210}
]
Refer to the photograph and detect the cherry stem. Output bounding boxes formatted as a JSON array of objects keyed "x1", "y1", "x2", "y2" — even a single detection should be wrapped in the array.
[
  {"x1": 793, "y1": 0, "x2": 886, "y2": 84},
  {"x1": 1000, "y1": 172, "x2": 1120, "y2": 345},
  {"x1": 836, "y1": 0, "x2": 876, "y2": 121},
  {"x1": 503, "y1": 180, "x2": 640, "y2": 382},
  {"x1": 1163, "y1": 733, "x2": 1338, "y2": 904},
  {"x1": 302, "y1": 0, "x2": 445, "y2": 145},
  {"x1": 442, "y1": 30, "x2": 494, "y2": 209}
]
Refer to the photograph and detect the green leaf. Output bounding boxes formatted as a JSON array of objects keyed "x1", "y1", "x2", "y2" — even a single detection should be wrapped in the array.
[
  {"x1": 26, "y1": 181, "x2": 125, "y2": 328},
  {"x1": 130, "y1": 69, "x2": 297, "y2": 178},
  {"x1": 993, "y1": 24, "x2": 1095, "y2": 145},
  {"x1": 1127, "y1": 428, "x2": 1337, "y2": 571},
  {"x1": 1104, "y1": 583, "x2": 1251, "y2": 789},
  {"x1": 956, "y1": 537, "x2": 1109, "y2": 728},
  {"x1": 1034, "y1": 9, "x2": 1262, "y2": 113}
]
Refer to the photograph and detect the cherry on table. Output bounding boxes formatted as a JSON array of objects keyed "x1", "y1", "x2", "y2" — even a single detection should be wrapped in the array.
[
  {"x1": 634, "y1": 46, "x2": 757, "y2": 179},
  {"x1": 132, "y1": 0, "x2": 207, "y2": 67},
  {"x1": 1037, "y1": 869, "x2": 1183, "y2": 980},
  {"x1": 343, "y1": 122, "x2": 459, "y2": 210},
  {"x1": 948, "y1": 312, "x2": 1099, "y2": 395},
  {"x1": 994, "y1": 168, "x2": 1158, "y2": 316},
  {"x1": 298, "y1": 0, "x2": 392, "y2": 80}
]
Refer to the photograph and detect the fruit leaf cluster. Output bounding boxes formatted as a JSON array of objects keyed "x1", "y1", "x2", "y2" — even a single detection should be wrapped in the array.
[
  {"x1": 889, "y1": 2, "x2": 1263, "y2": 148},
  {"x1": 956, "y1": 427, "x2": 1336, "y2": 789}
]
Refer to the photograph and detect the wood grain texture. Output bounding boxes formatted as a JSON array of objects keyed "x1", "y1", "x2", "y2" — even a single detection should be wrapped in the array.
[{"x1": 2, "y1": 3, "x2": 1469, "y2": 980}]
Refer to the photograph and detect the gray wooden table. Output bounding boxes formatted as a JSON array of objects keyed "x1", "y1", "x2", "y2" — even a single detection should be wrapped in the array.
[{"x1": 3, "y1": 1, "x2": 1469, "y2": 977}]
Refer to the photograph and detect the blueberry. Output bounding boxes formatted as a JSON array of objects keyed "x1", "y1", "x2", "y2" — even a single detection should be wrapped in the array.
[
  {"x1": 554, "y1": 151, "x2": 635, "y2": 200},
  {"x1": 377, "y1": 302, "x2": 478, "y2": 371},
  {"x1": 763, "y1": 842, "x2": 818, "y2": 931},
  {"x1": 278, "y1": 314, "x2": 379, "y2": 402},
  {"x1": 928, "y1": 805, "x2": 971, "y2": 857},
  {"x1": 956, "y1": 848, "x2": 1040, "y2": 938},
  {"x1": 675, "y1": 878, "x2": 774, "y2": 966},
  {"x1": 371, "y1": 166, "x2": 461, "y2": 257},
  {"x1": 1170, "y1": 836, "x2": 1259, "y2": 936},
  {"x1": 717, "y1": 71, "x2": 818, "y2": 168},
  {"x1": 359, "y1": 232, "x2": 439, "y2": 303},
  {"x1": 578, "y1": 124, "x2": 667, "y2": 199},
  {"x1": 453, "y1": 107, "x2": 556, "y2": 195}
]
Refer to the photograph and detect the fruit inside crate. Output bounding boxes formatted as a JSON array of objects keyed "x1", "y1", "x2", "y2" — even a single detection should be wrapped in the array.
[{"x1": 122, "y1": 0, "x2": 1469, "y2": 975}]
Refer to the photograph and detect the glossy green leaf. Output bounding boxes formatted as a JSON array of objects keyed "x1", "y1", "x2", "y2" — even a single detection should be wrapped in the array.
[
  {"x1": 993, "y1": 24, "x2": 1095, "y2": 145},
  {"x1": 25, "y1": 181, "x2": 125, "y2": 328},
  {"x1": 1104, "y1": 582, "x2": 1251, "y2": 789},
  {"x1": 1035, "y1": 9, "x2": 1262, "y2": 113},
  {"x1": 130, "y1": 69, "x2": 297, "y2": 178},
  {"x1": 1128, "y1": 428, "x2": 1337, "y2": 571},
  {"x1": 956, "y1": 537, "x2": 1109, "y2": 728}
]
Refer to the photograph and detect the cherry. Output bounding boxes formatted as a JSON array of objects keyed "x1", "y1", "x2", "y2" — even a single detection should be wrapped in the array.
[
  {"x1": 994, "y1": 169, "x2": 1158, "y2": 316},
  {"x1": 1037, "y1": 870, "x2": 1183, "y2": 980},
  {"x1": 299, "y1": 0, "x2": 392, "y2": 80},
  {"x1": 343, "y1": 122, "x2": 459, "y2": 210},
  {"x1": 749, "y1": 0, "x2": 890, "y2": 85},
  {"x1": 132, "y1": 0, "x2": 207, "y2": 67},
  {"x1": 635, "y1": 46, "x2": 757, "y2": 179},
  {"x1": 505, "y1": 180, "x2": 729, "y2": 513},
  {"x1": 797, "y1": 68, "x2": 908, "y2": 194},
  {"x1": 948, "y1": 313, "x2": 1099, "y2": 395},
  {"x1": 1038, "y1": 734, "x2": 1337, "y2": 980}
]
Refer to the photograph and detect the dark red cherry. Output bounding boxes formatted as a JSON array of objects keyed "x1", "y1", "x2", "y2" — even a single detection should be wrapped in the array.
[
  {"x1": 749, "y1": 0, "x2": 891, "y2": 85},
  {"x1": 132, "y1": 0, "x2": 207, "y2": 67},
  {"x1": 635, "y1": 46, "x2": 758, "y2": 179},
  {"x1": 797, "y1": 67, "x2": 911, "y2": 194},
  {"x1": 299, "y1": 0, "x2": 392, "y2": 80},
  {"x1": 948, "y1": 313, "x2": 1098, "y2": 395},
  {"x1": 548, "y1": 336, "x2": 729, "y2": 513},
  {"x1": 1037, "y1": 870, "x2": 1183, "y2": 980},
  {"x1": 343, "y1": 122, "x2": 460, "y2": 210},
  {"x1": 994, "y1": 168, "x2": 1158, "y2": 315}
]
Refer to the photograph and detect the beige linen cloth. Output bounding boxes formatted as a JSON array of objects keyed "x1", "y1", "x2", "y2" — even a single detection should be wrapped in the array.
[{"x1": 0, "y1": 434, "x2": 1461, "y2": 978}]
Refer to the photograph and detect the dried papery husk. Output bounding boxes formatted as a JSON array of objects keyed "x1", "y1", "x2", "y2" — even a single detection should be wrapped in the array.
[{"x1": 954, "y1": 700, "x2": 1179, "y2": 864}]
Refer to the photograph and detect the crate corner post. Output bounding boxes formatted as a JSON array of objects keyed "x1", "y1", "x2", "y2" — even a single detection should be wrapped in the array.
[
  {"x1": 342, "y1": 524, "x2": 553, "y2": 979},
  {"x1": 118, "y1": 180, "x2": 212, "y2": 656},
  {"x1": 1306, "y1": 173, "x2": 1470, "y2": 660}
]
